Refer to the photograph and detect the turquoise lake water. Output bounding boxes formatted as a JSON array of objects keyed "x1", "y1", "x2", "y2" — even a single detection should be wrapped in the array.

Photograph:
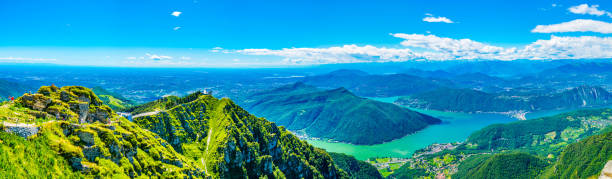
[{"x1": 306, "y1": 96, "x2": 572, "y2": 160}]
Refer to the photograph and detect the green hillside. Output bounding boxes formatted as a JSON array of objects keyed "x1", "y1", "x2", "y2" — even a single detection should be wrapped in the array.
[
  {"x1": 132, "y1": 90, "x2": 348, "y2": 178},
  {"x1": 125, "y1": 91, "x2": 204, "y2": 114},
  {"x1": 453, "y1": 153, "x2": 548, "y2": 179},
  {"x1": 0, "y1": 85, "x2": 352, "y2": 178},
  {"x1": 329, "y1": 152, "x2": 383, "y2": 179},
  {"x1": 388, "y1": 108, "x2": 612, "y2": 178},
  {"x1": 396, "y1": 86, "x2": 611, "y2": 113},
  {"x1": 0, "y1": 85, "x2": 202, "y2": 178},
  {"x1": 549, "y1": 127, "x2": 612, "y2": 178},
  {"x1": 243, "y1": 82, "x2": 441, "y2": 145},
  {"x1": 91, "y1": 86, "x2": 136, "y2": 111},
  {"x1": 465, "y1": 108, "x2": 612, "y2": 155}
]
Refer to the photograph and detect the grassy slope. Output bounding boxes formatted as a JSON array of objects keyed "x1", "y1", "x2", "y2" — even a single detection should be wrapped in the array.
[
  {"x1": 0, "y1": 86, "x2": 203, "y2": 178},
  {"x1": 0, "y1": 132, "x2": 82, "y2": 178},
  {"x1": 453, "y1": 153, "x2": 548, "y2": 179},
  {"x1": 91, "y1": 86, "x2": 136, "y2": 111},
  {"x1": 133, "y1": 92, "x2": 349, "y2": 178}
]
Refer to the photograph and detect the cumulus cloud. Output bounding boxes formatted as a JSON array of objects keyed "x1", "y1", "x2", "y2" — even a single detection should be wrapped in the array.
[
  {"x1": 235, "y1": 34, "x2": 612, "y2": 64},
  {"x1": 568, "y1": 4, "x2": 612, "y2": 17},
  {"x1": 532, "y1": 19, "x2": 612, "y2": 34},
  {"x1": 422, "y1": 14, "x2": 454, "y2": 23},
  {"x1": 171, "y1": 11, "x2": 182, "y2": 17},
  {"x1": 173, "y1": 26, "x2": 181, "y2": 30},
  {"x1": 238, "y1": 45, "x2": 419, "y2": 64}
]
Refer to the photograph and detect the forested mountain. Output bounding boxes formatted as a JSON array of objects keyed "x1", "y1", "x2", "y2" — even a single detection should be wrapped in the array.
[
  {"x1": 242, "y1": 82, "x2": 441, "y2": 145},
  {"x1": 0, "y1": 85, "x2": 352, "y2": 178},
  {"x1": 301, "y1": 70, "x2": 453, "y2": 97},
  {"x1": 549, "y1": 127, "x2": 612, "y2": 178},
  {"x1": 131, "y1": 90, "x2": 348, "y2": 178},
  {"x1": 329, "y1": 152, "x2": 383, "y2": 179},
  {"x1": 396, "y1": 86, "x2": 611, "y2": 113}
]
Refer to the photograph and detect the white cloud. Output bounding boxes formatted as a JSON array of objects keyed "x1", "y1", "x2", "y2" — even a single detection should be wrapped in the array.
[
  {"x1": 514, "y1": 35, "x2": 612, "y2": 60},
  {"x1": 210, "y1": 47, "x2": 224, "y2": 53},
  {"x1": 238, "y1": 45, "x2": 419, "y2": 64},
  {"x1": 180, "y1": 56, "x2": 191, "y2": 60},
  {"x1": 423, "y1": 13, "x2": 453, "y2": 23},
  {"x1": 235, "y1": 34, "x2": 612, "y2": 64},
  {"x1": 173, "y1": 26, "x2": 181, "y2": 30},
  {"x1": 171, "y1": 11, "x2": 182, "y2": 17},
  {"x1": 568, "y1": 4, "x2": 611, "y2": 17},
  {"x1": 145, "y1": 53, "x2": 173, "y2": 60},
  {"x1": 531, "y1": 19, "x2": 612, "y2": 34},
  {"x1": 0, "y1": 57, "x2": 57, "y2": 62}
]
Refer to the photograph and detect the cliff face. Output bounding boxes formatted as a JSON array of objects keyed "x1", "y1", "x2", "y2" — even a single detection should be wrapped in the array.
[
  {"x1": 2, "y1": 85, "x2": 202, "y2": 178},
  {"x1": 133, "y1": 93, "x2": 348, "y2": 178},
  {"x1": 530, "y1": 86, "x2": 612, "y2": 110}
]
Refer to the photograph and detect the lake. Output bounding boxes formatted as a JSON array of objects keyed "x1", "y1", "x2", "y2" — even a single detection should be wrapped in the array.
[{"x1": 306, "y1": 96, "x2": 571, "y2": 160}]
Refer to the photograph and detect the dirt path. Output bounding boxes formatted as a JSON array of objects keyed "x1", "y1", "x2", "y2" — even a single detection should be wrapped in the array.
[
  {"x1": 132, "y1": 111, "x2": 162, "y2": 118},
  {"x1": 203, "y1": 127, "x2": 213, "y2": 176}
]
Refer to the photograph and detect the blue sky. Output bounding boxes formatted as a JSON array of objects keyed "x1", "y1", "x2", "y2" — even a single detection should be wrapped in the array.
[{"x1": 1, "y1": 0, "x2": 612, "y2": 67}]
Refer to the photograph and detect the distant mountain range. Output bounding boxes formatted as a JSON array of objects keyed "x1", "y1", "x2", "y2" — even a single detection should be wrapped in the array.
[
  {"x1": 301, "y1": 69, "x2": 454, "y2": 97},
  {"x1": 242, "y1": 82, "x2": 441, "y2": 145},
  {"x1": 0, "y1": 79, "x2": 32, "y2": 100},
  {"x1": 395, "y1": 86, "x2": 612, "y2": 113}
]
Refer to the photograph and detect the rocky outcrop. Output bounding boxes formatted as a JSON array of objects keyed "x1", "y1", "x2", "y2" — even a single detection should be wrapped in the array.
[
  {"x1": 600, "y1": 161, "x2": 612, "y2": 179},
  {"x1": 19, "y1": 86, "x2": 113, "y2": 124},
  {"x1": 2, "y1": 122, "x2": 39, "y2": 138},
  {"x1": 4, "y1": 85, "x2": 204, "y2": 178}
]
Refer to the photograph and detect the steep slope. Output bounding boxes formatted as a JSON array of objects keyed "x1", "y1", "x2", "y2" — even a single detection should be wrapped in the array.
[
  {"x1": 396, "y1": 86, "x2": 611, "y2": 113},
  {"x1": 91, "y1": 86, "x2": 136, "y2": 111},
  {"x1": 243, "y1": 83, "x2": 441, "y2": 145},
  {"x1": 301, "y1": 69, "x2": 453, "y2": 97},
  {"x1": 125, "y1": 91, "x2": 205, "y2": 115},
  {"x1": 132, "y1": 91, "x2": 348, "y2": 178},
  {"x1": 453, "y1": 153, "x2": 548, "y2": 179},
  {"x1": 0, "y1": 85, "x2": 202, "y2": 178},
  {"x1": 329, "y1": 152, "x2": 383, "y2": 179},
  {"x1": 0, "y1": 131, "x2": 82, "y2": 178},
  {"x1": 549, "y1": 127, "x2": 612, "y2": 178}
]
